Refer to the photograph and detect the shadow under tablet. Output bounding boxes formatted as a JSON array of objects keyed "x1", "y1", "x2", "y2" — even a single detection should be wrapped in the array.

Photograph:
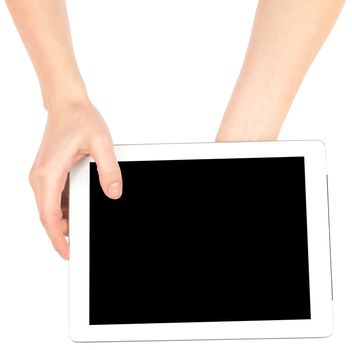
[{"x1": 89, "y1": 157, "x2": 311, "y2": 325}]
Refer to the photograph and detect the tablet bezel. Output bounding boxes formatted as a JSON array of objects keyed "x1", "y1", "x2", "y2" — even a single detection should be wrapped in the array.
[{"x1": 69, "y1": 141, "x2": 333, "y2": 342}]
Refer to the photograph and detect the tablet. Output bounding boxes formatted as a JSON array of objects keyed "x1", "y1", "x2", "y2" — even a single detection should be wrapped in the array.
[{"x1": 69, "y1": 141, "x2": 333, "y2": 342}]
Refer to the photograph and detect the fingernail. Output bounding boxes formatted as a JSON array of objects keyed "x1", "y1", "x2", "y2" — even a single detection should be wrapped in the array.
[{"x1": 108, "y1": 181, "x2": 121, "y2": 198}]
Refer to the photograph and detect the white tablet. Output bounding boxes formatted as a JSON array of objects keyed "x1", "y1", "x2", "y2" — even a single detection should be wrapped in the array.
[{"x1": 69, "y1": 141, "x2": 333, "y2": 342}]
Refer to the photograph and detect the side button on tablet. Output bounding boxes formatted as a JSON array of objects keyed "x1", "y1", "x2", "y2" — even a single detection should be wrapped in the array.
[{"x1": 326, "y1": 174, "x2": 333, "y2": 301}]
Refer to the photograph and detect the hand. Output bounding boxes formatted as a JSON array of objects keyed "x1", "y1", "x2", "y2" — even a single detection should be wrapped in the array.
[{"x1": 29, "y1": 100, "x2": 122, "y2": 260}]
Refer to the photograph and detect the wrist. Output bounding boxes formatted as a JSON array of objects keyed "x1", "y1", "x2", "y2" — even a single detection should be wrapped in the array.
[
  {"x1": 38, "y1": 62, "x2": 89, "y2": 111},
  {"x1": 43, "y1": 80, "x2": 90, "y2": 113},
  {"x1": 216, "y1": 115, "x2": 280, "y2": 142}
]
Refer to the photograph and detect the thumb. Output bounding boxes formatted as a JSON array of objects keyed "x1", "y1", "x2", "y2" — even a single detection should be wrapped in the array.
[{"x1": 90, "y1": 137, "x2": 122, "y2": 199}]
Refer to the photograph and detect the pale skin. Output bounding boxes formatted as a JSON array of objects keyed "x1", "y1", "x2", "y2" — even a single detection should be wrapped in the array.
[{"x1": 5, "y1": 0, "x2": 344, "y2": 260}]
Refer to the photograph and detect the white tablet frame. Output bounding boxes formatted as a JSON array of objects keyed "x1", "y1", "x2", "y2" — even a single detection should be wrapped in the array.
[{"x1": 69, "y1": 141, "x2": 333, "y2": 342}]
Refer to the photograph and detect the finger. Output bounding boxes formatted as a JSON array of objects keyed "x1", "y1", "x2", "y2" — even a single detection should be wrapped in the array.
[
  {"x1": 89, "y1": 137, "x2": 122, "y2": 199},
  {"x1": 61, "y1": 175, "x2": 69, "y2": 236},
  {"x1": 37, "y1": 177, "x2": 70, "y2": 260}
]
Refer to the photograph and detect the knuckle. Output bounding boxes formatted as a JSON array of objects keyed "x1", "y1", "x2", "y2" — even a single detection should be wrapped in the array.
[
  {"x1": 98, "y1": 160, "x2": 119, "y2": 173},
  {"x1": 39, "y1": 211, "x2": 50, "y2": 227},
  {"x1": 35, "y1": 164, "x2": 50, "y2": 181},
  {"x1": 90, "y1": 129, "x2": 110, "y2": 147},
  {"x1": 39, "y1": 213, "x2": 48, "y2": 227},
  {"x1": 91, "y1": 127, "x2": 112, "y2": 146},
  {"x1": 29, "y1": 163, "x2": 50, "y2": 183},
  {"x1": 32, "y1": 163, "x2": 63, "y2": 187},
  {"x1": 94, "y1": 128, "x2": 109, "y2": 139},
  {"x1": 28, "y1": 168, "x2": 35, "y2": 186},
  {"x1": 39, "y1": 209, "x2": 60, "y2": 228}
]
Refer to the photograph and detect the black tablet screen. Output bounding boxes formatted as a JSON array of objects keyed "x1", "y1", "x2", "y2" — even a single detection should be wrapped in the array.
[{"x1": 89, "y1": 157, "x2": 311, "y2": 325}]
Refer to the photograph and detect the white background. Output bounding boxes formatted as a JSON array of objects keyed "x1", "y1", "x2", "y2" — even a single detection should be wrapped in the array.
[{"x1": 0, "y1": 1, "x2": 351, "y2": 349}]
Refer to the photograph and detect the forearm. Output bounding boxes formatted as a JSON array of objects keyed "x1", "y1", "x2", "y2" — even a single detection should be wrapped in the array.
[
  {"x1": 217, "y1": 0, "x2": 344, "y2": 141},
  {"x1": 5, "y1": 0, "x2": 88, "y2": 110}
]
